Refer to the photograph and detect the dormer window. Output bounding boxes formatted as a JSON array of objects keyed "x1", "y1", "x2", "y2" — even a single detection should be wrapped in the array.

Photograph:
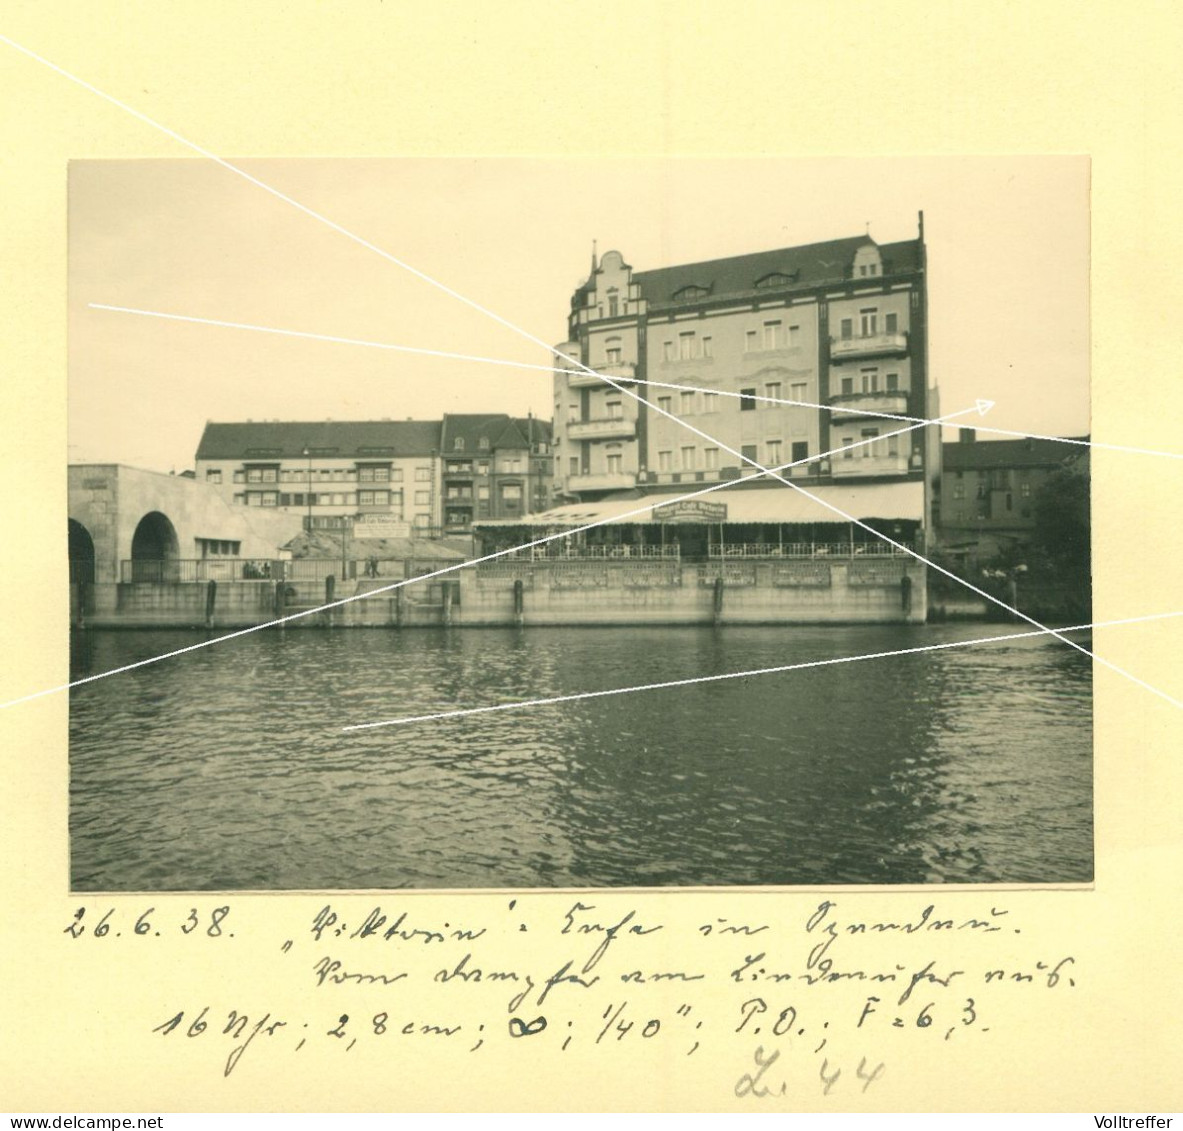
[
  {"x1": 453, "y1": 437, "x2": 465, "y2": 451},
  {"x1": 479, "y1": 437, "x2": 490, "y2": 451},
  {"x1": 852, "y1": 243, "x2": 883, "y2": 280},
  {"x1": 672, "y1": 284, "x2": 710, "y2": 302},
  {"x1": 755, "y1": 271, "x2": 798, "y2": 289}
]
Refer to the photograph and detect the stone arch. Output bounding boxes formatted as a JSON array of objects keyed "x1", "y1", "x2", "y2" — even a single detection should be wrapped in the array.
[
  {"x1": 68, "y1": 519, "x2": 95, "y2": 584},
  {"x1": 129, "y1": 511, "x2": 180, "y2": 582}
]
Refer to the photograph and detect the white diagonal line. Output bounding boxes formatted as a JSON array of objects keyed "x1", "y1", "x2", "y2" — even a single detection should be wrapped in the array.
[
  {"x1": 91, "y1": 302, "x2": 1166, "y2": 458},
  {"x1": 583, "y1": 367, "x2": 1177, "y2": 708},
  {"x1": 2, "y1": 408, "x2": 972, "y2": 709},
  {"x1": 6, "y1": 36, "x2": 1155, "y2": 702},
  {"x1": 88, "y1": 303, "x2": 938, "y2": 424},
  {"x1": 341, "y1": 612, "x2": 1181, "y2": 731}
]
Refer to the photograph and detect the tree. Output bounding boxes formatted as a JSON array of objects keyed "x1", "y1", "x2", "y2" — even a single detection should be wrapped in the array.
[{"x1": 1030, "y1": 466, "x2": 1090, "y2": 581}]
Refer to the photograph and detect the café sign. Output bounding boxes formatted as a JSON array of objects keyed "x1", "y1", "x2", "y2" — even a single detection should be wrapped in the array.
[{"x1": 653, "y1": 499, "x2": 728, "y2": 523}]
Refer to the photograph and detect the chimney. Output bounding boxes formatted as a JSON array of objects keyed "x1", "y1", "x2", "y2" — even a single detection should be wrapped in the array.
[{"x1": 959, "y1": 428, "x2": 976, "y2": 444}]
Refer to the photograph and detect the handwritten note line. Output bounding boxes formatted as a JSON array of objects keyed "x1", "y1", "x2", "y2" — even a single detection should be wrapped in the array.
[{"x1": 340, "y1": 610, "x2": 1181, "y2": 731}]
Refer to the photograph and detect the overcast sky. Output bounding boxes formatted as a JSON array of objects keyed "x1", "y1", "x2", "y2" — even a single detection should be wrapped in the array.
[{"x1": 68, "y1": 157, "x2": 1090, "y2": 473}]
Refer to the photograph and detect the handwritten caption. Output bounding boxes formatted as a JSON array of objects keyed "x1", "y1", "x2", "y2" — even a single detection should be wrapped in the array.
[{"x1": 63, "y1": 897, "x2": 1076, "y2": 1098}]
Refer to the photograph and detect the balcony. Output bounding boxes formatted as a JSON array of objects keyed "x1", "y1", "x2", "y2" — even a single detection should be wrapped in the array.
[
  {"x1": 567, "y1": 417, "x2": 636, "y2": 441},
  {"x1": 829, "y1": 331, "x2": 908, "y2": 361},
  {"x1": 567, "y1": 471, "x2": 637, "y2": 492},
  {"x1": 565, "y1": 361, "x2": 636, "y2": 388},
  {"x1": 830, "y1": 453, "x2": 912, "y2": 478},
  {"x1": 829, "y1": 392, "x2": 909, "y2": 421}
]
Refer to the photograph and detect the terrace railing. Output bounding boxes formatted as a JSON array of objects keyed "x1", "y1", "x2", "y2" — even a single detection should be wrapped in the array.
[{"x1": 708, "y1": 542, "x2": 911, "y2": 559}]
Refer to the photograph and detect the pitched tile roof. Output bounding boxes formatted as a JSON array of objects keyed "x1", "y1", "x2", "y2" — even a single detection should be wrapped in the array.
[
  {"x1": 942, "y1": 437, "x2": 1089, "y2": 471},
  {"x1": 441, "y1": 414, "x2": 552, "y2": 453},
  {"x1": 631, "y1": 236, "x2": 922, "y2": 306},
  {"x1": 195, "y1": 420, "x2": 443, "y2": 461}
]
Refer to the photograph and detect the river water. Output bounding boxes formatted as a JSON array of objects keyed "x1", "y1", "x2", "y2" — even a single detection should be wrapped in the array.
[{"x1": 68, "y1": 624, "x2": 1093, "y2": 891}]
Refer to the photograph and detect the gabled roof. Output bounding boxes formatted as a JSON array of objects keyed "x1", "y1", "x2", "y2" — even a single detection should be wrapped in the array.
[
  {"x1": 630, "y1": 236, "x2": 922, "y2": 306},
  {"x1": 195, "y1": 420, "x2": 442, "y2": 461},
  {"x1": 441, "y1": 413, "x2": 552, "y2": 454},
  {"x1": 943, "y1": 437, "x2": 1089, "y2": 472}
]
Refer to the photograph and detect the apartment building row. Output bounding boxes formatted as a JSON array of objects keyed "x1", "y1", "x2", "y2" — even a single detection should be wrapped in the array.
[{"x1": 194, "y1": 414, "x2": 553, "y2": 536}]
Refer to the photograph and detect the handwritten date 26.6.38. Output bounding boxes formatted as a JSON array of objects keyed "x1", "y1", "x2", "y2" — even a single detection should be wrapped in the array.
[{"x1": 64, "y1": 905, "x2": 232, "y2": 940}]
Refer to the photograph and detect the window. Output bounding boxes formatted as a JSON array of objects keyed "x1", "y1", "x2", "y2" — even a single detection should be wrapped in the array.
[
  {"x1": 1021, "y1": 482, "x2": 1031, "y2": 498},
  {"x1": 569, "y1": 457, "x2": 579, "y2": 475},
  {"x1": 414, "y1": 514, "x2": 429, "y2": 529},
  {"x1": 607, "y1": 291, "x2": 619, "y2": 318},
  {"x1": 764, "y1": 381, "x2": 782, "y2": 405},
  {"x1": 886, "y1": 372, "x2": 899, "y2": 392},
  {"x1": 763, "y1": 320, "x2": 782, "y2": 349},
  {"x1": 841, "y1": 437, "x2": 855, "y2": 460},
  {"x1": 663, "y1": 340, "x2": 675, "y2": 362},
  {"x1": 477, "y1": 461, "x2": 489, "y2": 474},
  {"x1": 704, "y1": 447, "x2": 719, "y2": 470},
  {"x1": 390, "y1": 468, "x2": 404, "y2": 482},
  {"x1": 841, "y1": 376, "x2": 854, "y2": 395},
  {"x1": 953, "y1": 484, "x2": 965, "y2": 499},
  {"x1": 205, "y1": 469, "x2": 222, "y2": 484},
  {"x1": 860, "y1": 428, "x2": 879, "y2": 457},
  {"x1": 415, "y1": 468, "x2": 432, "y2": 481},
  {"x1": 790, "y1": 381, "x2": 807, "y2": 403},
  {"x1": 247, "y1": 468, "x2": 263, "y2": 483},
  {"x1": 679, "y1": 391, "x2": 695, "y2": 415},
  {"x1": 791, "y1": 441, "x2": 809, "y2": 464},
  {"x1": 454, "y1": 437, "x2": 465, "y2": 451},
  {"x1": 745, "y1": 330, "x2": 758, "y2": 352},
  {"x1": 606, "y1": 454, "x2": 623, "y2": 473},
  {"x1": 860, "y1": 308, "x2": 878, "y2": 336},
  {"x1": 739, "y1": 387, "x2": 756, "y2": 411},
  {"x1": 701, "y1": 336, "x2": 713, "y2": 358},
  {"x1": 657, "y1": 395, "x2": 672, "y2": 414},
  {"x1": 741, "y1": 444, "x2": 759, "y2": 467},
  {"x1": 703, "y1": 392, "x2": 719, "y2": 413},
  {"x1": 885, "y1": 312, "x2": 898, "y2": 334},
  {"x1": 279, "y1": 493, "x2": 291, "y2": 506},
  {"x1": 414, "y1": 490, "x2": 431, "y2": 505},
  {"x1": 860, "y1": 368, "x2": 879, "y2": 393},
  {"x1": 788, "y1": 325, "x2": 800, "y2": 346},
  {"x1": 478, "y1": 437, "x2": 490, "y2": 451},
  {"x1": 477, "y1": 485, "x2": 490, "y2": 500},
  {"x1": 261, "y1": 492, "x2": 278, "y2": 506},
  {"x1": 607, "y1": 401, "x2": 623, "y2": 420},
  {"x1": 839, "y1": 318, "x2": 853, "y2": 340},
  {"x1": 261, "y1": 469, "x2": 277, "y2": 483},
  {"x1": 681, "y1": 446, "x2": 695, "y2": 470},
  {"x1": 679, "y1": 331, "x2": 694, "y2": 359},
  {"x1": 605, "y1": 336, "x2": 622, "y2": 364},
  {"x1": 359, "y1": 490, "x2": 374, "y2": 505},
  {"x1": 658, "y1": 450, "x2": 672, "y2": 471},
  {"x1": 501, "y1": 484, "x2": 522, "y2": 501},
  {"x1": 766, "y1": 439, "x2": 782, "y2": 467}
]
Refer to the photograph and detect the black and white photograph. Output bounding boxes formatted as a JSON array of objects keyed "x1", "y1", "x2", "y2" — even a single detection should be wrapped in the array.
[{"x1": 65, "y1": 157, "x2": 1093, "y2": 892}]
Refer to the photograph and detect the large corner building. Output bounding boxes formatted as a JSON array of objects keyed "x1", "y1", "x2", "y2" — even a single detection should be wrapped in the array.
[{"x1": 550, "y1": 215, "x2": 938, "y2": 544}]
